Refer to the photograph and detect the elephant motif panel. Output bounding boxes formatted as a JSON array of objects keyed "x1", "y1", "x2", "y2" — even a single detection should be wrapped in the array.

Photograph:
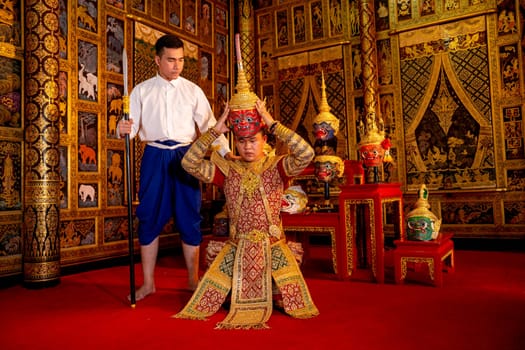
[
  {"x1": 78, "y1": 40, "x2": 98, "y2": 102},
  {"x1": 78, "y1": 111, "x2": 98, "y2": 172},
  {"x1": 106, "y1": 149, "x2": 124, "y2": 207}
]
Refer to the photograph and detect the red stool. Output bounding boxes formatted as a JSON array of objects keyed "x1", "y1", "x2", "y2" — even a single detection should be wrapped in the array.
[{"x1": 393, "y1": 233, "x2": 455, "y2": 287}]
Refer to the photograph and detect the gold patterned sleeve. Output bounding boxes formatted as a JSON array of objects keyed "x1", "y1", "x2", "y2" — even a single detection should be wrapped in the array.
[
  {"x1": 273, "y1": 122, "x2": 315, "y2": 177},
  {"x1": 181, "y1": 129, "x2": 219, "y2": 183}
]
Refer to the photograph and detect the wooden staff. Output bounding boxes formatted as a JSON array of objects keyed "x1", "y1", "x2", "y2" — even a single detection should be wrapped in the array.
[{"x1": 122, "y1": 48, "x2": 136, "y2": 307}]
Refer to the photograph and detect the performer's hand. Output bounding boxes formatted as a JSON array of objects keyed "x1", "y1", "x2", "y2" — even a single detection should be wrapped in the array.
[
  {"x1": 225, "y1": 151, "x2": 241, "y2": 161},
  {"x1": 118, "y1": 119, "x2": 133, "y2": 135},
  {"x1": 255, "y1": 99, "x2": 275, "y2": 127},
  {"x1": 213, "y1": 102, "x2": 230, "y2": 134}
]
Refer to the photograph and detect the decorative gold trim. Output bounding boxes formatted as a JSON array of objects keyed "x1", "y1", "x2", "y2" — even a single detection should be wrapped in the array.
[
  {"x1": 381, "y1": 197, "x2": 403, "y2": 235},
  {"x1": 125, "y1": 13, "x2": 208, "y2": 48},
  {"x1": 389, "y1": 9, "x2": 497, "y2": 35},
  {"x1": 343, "y1": 200, "x2": 354, "y2": 275},
  {"x1": 400, "y1": 256, "x2": 435, "y2": 280},
  {"x1": 343, "y1": 198, "x2": 375, "y2": 277},
  {"x1": 272, "y1": 39, "x2": 351, "y2": 58},
  {"x1": 23, "y1": 261, "x2": 61, "y2": 282},
  {"x1": 442, "y1": 250, "x2": 454, "y2": 268}
]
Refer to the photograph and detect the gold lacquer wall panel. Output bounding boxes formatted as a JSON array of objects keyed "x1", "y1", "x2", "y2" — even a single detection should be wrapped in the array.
[
  {"x1": 104, "y1": 215, "x2": 134, "y2": 243},
  {"x1": 78, "y1": 39, "x2": 99, "y2": 102},
  {"x1": 503, "y1": 106, "x2": 524, "y2": 160},
  {"x1": 0, "y1": 56, "x2": 21, "y2": 129},
  {"x1": 106, "y1": 148, "x2": 124, "y2": 206},
  {"x1": 77, "y1": 111, "x2": 99, "y2": 173},
  {"x1": 58, "y1": 71, "x2": 68, "y2": 133},
  {"x1": 60, "y1": 218, "x2": 96, "y2": 249},
  {"x1": 106, "y1": 82, "x2": 124, "y2": 139},
  {"x1": 106, "y1": 16, "x2": 125, "y2": 73},
  {"x1": 0, "y1": 140, "x2": 21, "y2": 211},
  {"x1": 399, "y1": 16, "x2": 496, "y2": 191},
  {"x1": 59, "y1": 145, "x2": 68, "y2": 209},
  {"x1": 78, "y1": 0, "x2": 98, "y2": 33},
  {"x1": 503, "y1": 200, "x2": 525, "y2": 224}
]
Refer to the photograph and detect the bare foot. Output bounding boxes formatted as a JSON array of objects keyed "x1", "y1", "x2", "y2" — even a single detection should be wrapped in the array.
[{"x1": 128, "y1": 285, "x2": 156, "y2": 301}]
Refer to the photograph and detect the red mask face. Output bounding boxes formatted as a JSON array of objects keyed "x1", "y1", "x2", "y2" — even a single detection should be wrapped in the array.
[
  {"x1": 228, "y1": 108, "x2": 263, "y2": 138},
  {"x1": 359, "y1": 143, "x2": 385, "y2": 167},
  {"x1": 314, "y1": 160, "x2": 339, "y2": 182}
]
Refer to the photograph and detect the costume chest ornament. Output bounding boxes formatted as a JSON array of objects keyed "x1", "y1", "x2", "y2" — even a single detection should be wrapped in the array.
[{"x1": 241, "y1": 170, "x2": 261, "y2": 199}]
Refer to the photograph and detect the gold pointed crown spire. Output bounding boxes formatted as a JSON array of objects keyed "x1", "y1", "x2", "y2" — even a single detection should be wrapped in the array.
[
  {"x1": 229, "y1": 33, "x2": 259, "y2": 110},
  {"x1": 312, "y1": 71, "x2": 339, "y2": 134},
  {"x1": 407, "y1": 184, "x2": 437, "y2": 219},
  {"x1": 406, "y1": 184, "x2": 442, "y2": 240}
]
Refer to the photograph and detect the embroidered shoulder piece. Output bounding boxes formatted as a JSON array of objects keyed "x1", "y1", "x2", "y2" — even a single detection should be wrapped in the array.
[
  {"x1": 181, "y1": 130, "x2": 217, "y2": 183},
  {"x1": 273, "y1": 123, "x2": 315, "y2": 177},
  {"x1": 211, "y1": 151, "x2": 230, "y2": 176}
]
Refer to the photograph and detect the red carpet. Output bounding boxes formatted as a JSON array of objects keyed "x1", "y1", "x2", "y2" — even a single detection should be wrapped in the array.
[{"x1": 1, "y1": 248, "x2": 524, "y2": 350}]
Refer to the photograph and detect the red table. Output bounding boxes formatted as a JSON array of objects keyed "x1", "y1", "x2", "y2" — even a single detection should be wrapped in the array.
[
  {"x1": 338, "y1": 183, "x2": 404, "y2": 283},
  {"x1": 393, "y1": 232, "x2": 455, "y2": 287},
  {"x1": 282, "y1": 212, "x2": 345, "y2": 279}
]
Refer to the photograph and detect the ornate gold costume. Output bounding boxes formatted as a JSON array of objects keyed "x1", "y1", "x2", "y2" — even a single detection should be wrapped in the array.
[{"x1": 175, "y1": 123, "x2": 318, "y2": 329}]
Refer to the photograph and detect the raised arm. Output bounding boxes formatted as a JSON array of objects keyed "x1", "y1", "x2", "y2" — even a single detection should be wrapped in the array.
[
  {"x1": 181, "y1": 106, "x2": 230, "y2": 183},
  {"x1": 255, "y1": 99, "x2": 314, "y2": 177}
]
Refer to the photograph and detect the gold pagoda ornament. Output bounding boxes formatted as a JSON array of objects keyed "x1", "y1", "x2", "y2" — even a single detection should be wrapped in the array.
[
  {"x1": 406, "y1": 184, "x2": 442, "y2": 241},
  {"x1": 312, "y1": 72, "x2": 340, "y2": 141},
  {"x1": 357, "y1": 110, "x2": 391, "y2": 183},
  {"x1": 312, "y1": 72, "x2": 343, "y2": 211},
  {"x1": 227, "y1": 34, "x2": 263, "y2": 138}
]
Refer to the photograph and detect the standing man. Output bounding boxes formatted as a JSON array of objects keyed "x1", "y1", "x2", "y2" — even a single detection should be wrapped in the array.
[{"x1": 118, "y1": 34, "x2": 232, "y2": 301}]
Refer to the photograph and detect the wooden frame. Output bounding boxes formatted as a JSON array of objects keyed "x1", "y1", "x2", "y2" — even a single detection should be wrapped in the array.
[
  {"x1": 168, "y1": 0, "x2": 182, "y2": 28},
  {"x1": 215, "y1": 81, "x2": 228, "y2": 115},
  {"x1": 78, "y1": 182, "x2": 100, "y2": 209},
  {"x1": 59, "y1": 218, "x2": 97, "y2": 249},
  {"x1": 106, "y1": 15, "x2": 125, "y2": 74},
  {"x1": 275, "y1": 9, "x2": 289, "y2": 48},
  {"x1": 77, "y1": 111, "x2": 99, "y2": 173},
  {"x1": 183, "y1": 0, "x2": 197, "y2": 35},
  {"x1": 215, "y1": 6, "x2": 227, "y2": 30},
  {"x1": 292, "y1": 4, "x2": 306, "y2": 44},
  {"x1": 199, "y1": 0, "x2": 214, "y2": 45},
  {"x1": 502, "y1": 106, "x2": 524, "y2": 161},
  {"x1": 310, "y1": 0, "x2": 324, "y2": 40},
  {"x1": 106, "y1": 148, "x2": 125, "y2": 207},
  {"x1": 215, "y1": 32, "x2": 228, "y2": 78},
  {"x1": 258, "y1": 36, "x2": 273, "y2": 81},
  {"x1": 77, "y1": 0, "x2": 98, "y2": 34},
  {"x1": 257, "y1": 12, "x2": 272, "y2": 34},
  {"x1": 106, "y1": 82, "x2": 124, "y2": 140},
  {"x1": 199, "y1": 48, "x2": 214, "y2": 98},
  {"x1": 131, "y1": 0, "x2": 146, "y2": 13},
  {"x1": 328, "y1": 0, "x2": 343, "y2": 37},
  {"x1": 151, "y1": 0, "x2": 166, "y2": 21},
  {"x1": 77, "y1": 39, "x2": 99, "y2": 103},
  {"x1": 59, "y1": 145, "x2": 69, "y2": 210}
]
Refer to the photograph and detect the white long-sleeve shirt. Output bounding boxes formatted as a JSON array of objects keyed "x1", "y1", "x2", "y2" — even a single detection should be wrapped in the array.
[{"x1": 128, "y1": 74, "x2": 230, "y2": 156}]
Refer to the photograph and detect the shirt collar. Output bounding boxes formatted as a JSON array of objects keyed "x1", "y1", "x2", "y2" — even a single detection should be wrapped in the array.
[{"x1": 156, "y1": 74, "x2": 180, "y2": 88}]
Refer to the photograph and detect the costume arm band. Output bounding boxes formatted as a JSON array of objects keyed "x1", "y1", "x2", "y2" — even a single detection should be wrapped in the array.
[
  {"x1": 273, "y1": 122, "x2": 315, "y2": 177},
  {"x1": 181, "y1": 130, "x2": 219, "y2": 183}
]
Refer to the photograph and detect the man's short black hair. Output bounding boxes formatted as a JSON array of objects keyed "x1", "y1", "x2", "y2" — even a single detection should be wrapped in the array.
[{"x1": 155, "y1": 34, "x2": 184, "y2": 56}]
